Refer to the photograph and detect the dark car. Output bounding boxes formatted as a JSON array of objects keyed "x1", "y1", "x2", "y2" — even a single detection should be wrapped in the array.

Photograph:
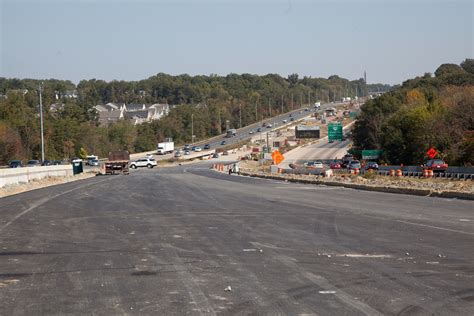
[
  {"x1": 27, "y1": 160, "x2": 41, "y2": 167},
  {"x1": 366, "y1": 161, "x2": 379, "y2": 170},
  {"x1": 204, "y1": 144, "x2": 210, "y2": 150},
  {"x1": 183, "y1": 144, "x2": 190, "y2": 150},
  {"x1": 41, "y1": 160, "x2": 53, "y2": 166},
  {"x1": 212, "y1": 153, "x2": 219, "y2": 158},
  {"x1": 220, "y1": 140, "x2": 226, "y2": 145},
  {"x1": 341, "y1": 154, "x2": 354, "y2": 167},
  {"x1": 9, "y1": 160, "x2": 23, "y2": 168},
  {"x1": 423, "y1": 159, "x2": 448, "y2": 172},
  {"x1": 257, "y1": 127, "x2": 262, "y2": 132},
  {"x1": 53, "y1": 160, "x2": 63, "y2": 165}
]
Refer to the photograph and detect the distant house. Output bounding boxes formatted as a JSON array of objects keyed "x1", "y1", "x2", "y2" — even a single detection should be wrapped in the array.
[
  {"x1": 94, "y1": 104, "x2": 109, "y2": 112},
  {"x1": 8, "y1": 89, "x2": 28, "y2": 96},
  {"x1": 49, "y1": 103, "x2": 65, "y2": 113},
  {"x1": 124, "y1": 110, "x2": 150, "y2": 125},
  {"x1": 98, "y1": 108, "x2": 124, "y2": 125},
  {"x1": 61, "y1": 90, "x2": 78, "y2": 99},
  {"x1": 96, "y1": 102, "x2": 170, "y2": 125},
  {"x1": 148, "y1": 103, "x2": 170, "y2": 120},
  {"x1": 125, "y1": 103, "x2": 146, "y2": 112},
  {"x1": 105, "y1": 102, "x2": 126, "y2": 111}
]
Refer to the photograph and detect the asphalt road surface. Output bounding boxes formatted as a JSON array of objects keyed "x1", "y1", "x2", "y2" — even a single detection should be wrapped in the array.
[{"x1": 1, "y1": 163, "x2": 473, "y2": 315}]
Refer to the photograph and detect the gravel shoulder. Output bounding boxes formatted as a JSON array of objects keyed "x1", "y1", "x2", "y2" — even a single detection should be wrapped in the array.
[
  {"x1": 0, "y1": 171, "x2": 98, "y2": 198},
  {"x1": 239, "y1": 161, "x2": 474, "y2": 199}
]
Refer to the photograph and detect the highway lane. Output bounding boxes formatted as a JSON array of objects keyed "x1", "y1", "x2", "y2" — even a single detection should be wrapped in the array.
[{"x1": 1, "y1": 164, "x2": 472, "y2": 314}]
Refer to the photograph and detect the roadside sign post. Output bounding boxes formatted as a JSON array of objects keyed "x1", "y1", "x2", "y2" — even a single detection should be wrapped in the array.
[
  {"x1": 271, "y1": 150, "x2": 284, "y2": 165},
  {"x1": 426, "y1": 148, "x2": 438, "y2": 159}
]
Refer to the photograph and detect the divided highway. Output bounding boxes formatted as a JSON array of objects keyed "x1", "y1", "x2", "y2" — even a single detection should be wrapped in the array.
[{"x1": 0, "y1": 163, "x2": 473, "y2": 315}]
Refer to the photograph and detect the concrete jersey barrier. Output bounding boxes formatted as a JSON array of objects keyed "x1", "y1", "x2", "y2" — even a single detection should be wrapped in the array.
[{"x1": 0, "y1": 165, "x2": 74, "y2": 188}]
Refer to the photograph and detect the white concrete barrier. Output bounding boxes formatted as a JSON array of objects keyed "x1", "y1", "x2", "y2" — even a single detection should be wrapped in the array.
[{"x1": 0, "y1": 165, "x2": 74, "y2": 188}]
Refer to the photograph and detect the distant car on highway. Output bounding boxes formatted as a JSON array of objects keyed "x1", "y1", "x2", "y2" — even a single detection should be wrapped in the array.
[
  {"x1": 342, "y1": 154, "x2": 354, "y2": 167},
  {"x1": 212, "y1": 153, "x2": 219, "y2": 158},
  {"x1": 9, "y1": 160, "x2": 22, "y2": 168},
  {"x1": 266, "y1": 124, "x2": 272, "y2": 128},
  {"x1": 27, "y1": 160, "x2": 41, "y2": 167},
  {"x1": 282, "y1": 119, "x2": 287, "y2": 123},
  {"x1": 194, "y1": 147, "x2": 202, "y2": 152},
  {"x1": 174, "y1": 151, "x2": 183, "y2": 158},
  {"x1": 145, "y1": 153, "x2": 154, "y2": 159},
  {"x1": 191, "y1": 146, "x2": 197, "y2": 151},
  {"x1": 204, "y1": 144, "x2": 210, "y2": 150},
  {"x1": 330, "y1": 161, "x2": 342, "y2": 169},
  {"x1": 248, "y1": 130, "x2": 254, "y2": 134},
  {"x1": 365, "y1": 161, "x2": 379, "y2": 170},
  {"x1": 304, "y1": 161, "x2": 324, "y2": 169},
  {"x1": 41, "y1": 160, "x2": 53, "y2": 166},
  {"x1": 256, "y1": 128, "x2": 262, "y2": 132},
  {"x1": 88, "y1": 159, "x2": 100, "y2": 166},
  {"x1": 347, "y1": 160, "x2": 361, "y2": 170},
  {"x1": 423, "y1": 159, "x2": 448, "y2": 172},
  {"x1": 129, "y1": 158, "x2": 157, "y2": 169},
  {"x1": 220, "y1": 140, "x2": 226, "y2": 145},
  {"x1": 184, "y1": 144, "x2": 190, "y2": 150},
  {"x1": 184, "y1": 150, "x2": 190, "y2": 155}
]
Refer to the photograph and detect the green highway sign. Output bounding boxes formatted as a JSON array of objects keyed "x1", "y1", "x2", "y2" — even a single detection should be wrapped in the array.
[
  {"x1": 362, "y1": 149, "x2": 383, "y2": 160},
  {"x1": 328, "y1": 122, "x2": 343, "y2": 141}
]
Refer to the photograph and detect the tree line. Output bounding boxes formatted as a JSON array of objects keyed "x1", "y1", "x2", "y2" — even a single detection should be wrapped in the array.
[
  {"x1": 0, "y1": 72, "x2": 388, "y2": 164},
  {"x1": 352, "y1": 59, "x2": 473, "y2": 166}
]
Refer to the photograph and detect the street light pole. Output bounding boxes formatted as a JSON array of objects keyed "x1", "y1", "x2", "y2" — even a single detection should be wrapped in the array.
[
  {"x1": 39, "y1": 83, "x2": 45, "y2": 162},
  {"x1": 191, "y1": 113, "x2": 194, "y2": 143},
  {"x1": 255, "y1": 101, "x2": 258, "y2": 122},
  {"x1": 281, "y1": 94, "x2": 284, "y2": 114},
  {"x1": 239, "y1": 103, "x2": 242, "y2": 128}
]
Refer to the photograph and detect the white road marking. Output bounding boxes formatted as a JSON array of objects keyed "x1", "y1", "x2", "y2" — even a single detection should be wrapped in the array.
[{"x1": 339, "y1": 254, "x2": 392, "y2": 258}]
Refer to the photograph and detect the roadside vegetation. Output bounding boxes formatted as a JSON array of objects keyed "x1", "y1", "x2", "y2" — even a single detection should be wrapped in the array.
[
  {"x1": 353, "y1": 59, "x2": 473, "y2": 166},
  {"x1": 0, "y1": 73, "x2": 388, "y2": 164}
]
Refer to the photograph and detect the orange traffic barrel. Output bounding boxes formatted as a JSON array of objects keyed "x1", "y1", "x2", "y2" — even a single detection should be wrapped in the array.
[
  {"x1": 423, "y1": 169, "x2": 428, "y2": 178},
  {"x1": 353, "y1": 168, "x2": 360, "y2": 175},
  {"x1": 396, "y1": 169, "x2": 402, "y2": 177},
  {"x1": 389, "y1": 169, "x2": 395, "y2": 177},
  {"x1": 428, "y1": 169, "x2": 434, "y2": 178}
]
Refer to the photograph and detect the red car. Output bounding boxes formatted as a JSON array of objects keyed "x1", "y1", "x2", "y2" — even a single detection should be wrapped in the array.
[
  {"x1": 330, "y1": 161, "x2": 342, "y2": 169},
  {"x1": 423, "y1": 159, "x2": 448, "y2": 172}
]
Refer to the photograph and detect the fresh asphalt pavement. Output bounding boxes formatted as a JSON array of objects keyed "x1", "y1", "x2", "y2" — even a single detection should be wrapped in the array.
[{"x1": 0, "y1": 163, "x2": 473, "y2": 315}]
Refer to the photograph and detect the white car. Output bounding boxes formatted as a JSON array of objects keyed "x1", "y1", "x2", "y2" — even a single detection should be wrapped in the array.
[
  {"x1": 282, "y1": 119, "x2": 287, "y2": 123},
  {"x1": 129, "y1": 158, "x2": 157, "y2": 169},
  {"x1": 194, "y1": 147, "x2": 202, "y2": 152},
  {"x1": 248, "y1": 130, "x2": 254, "y2": 134}
]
